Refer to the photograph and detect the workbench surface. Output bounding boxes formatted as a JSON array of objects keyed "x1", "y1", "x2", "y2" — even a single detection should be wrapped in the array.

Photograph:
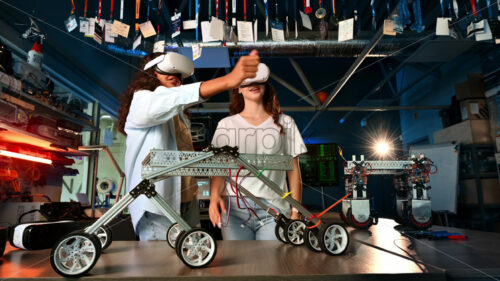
[{"x1": 2, "y1": 219, "x2": 498, "y2": 281}]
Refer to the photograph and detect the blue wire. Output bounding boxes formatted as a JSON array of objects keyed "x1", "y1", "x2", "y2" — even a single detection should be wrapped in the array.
[
  {"x1": 387, "y1": 0, "x2": 390, "y2": 18},
  {"x1": 410, "y1": 0, "x2": 423, "y2": 32},
  {"x1": 189, "y1": 0, "x2": 192, "y2": 18},
  {"x1": 196, "y1": 0, "x2": 199, "y2": 40},
  {"x1": 371, "y1": 0, "x2": 376, "y2": 30},
  {"x1": 486, "y1": 0, "x2": 492, "y2": 18}
]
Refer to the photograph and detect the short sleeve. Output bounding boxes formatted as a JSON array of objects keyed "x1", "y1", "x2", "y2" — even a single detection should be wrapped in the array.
[
  {"x1": 126, "y1": 82, "x2": 202, "y2": 128},
  {"x1": 282, "y1": 115, "x2": 308, "y2": 157}
]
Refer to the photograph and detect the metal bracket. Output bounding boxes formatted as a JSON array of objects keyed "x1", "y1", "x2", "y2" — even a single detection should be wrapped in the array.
[
  {"x1": 129, "y1": 179, "x2": 157, "y2": 199},
  {"x1": 207, "y1": 145, "x2": 240, "y2": 158}
]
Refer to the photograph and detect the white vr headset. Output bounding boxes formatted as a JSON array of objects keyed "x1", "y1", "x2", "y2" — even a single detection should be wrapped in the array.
[
  {"x1": 240, "y1": 63, "x2": 270, "y2": 86},
  {"x1": 144, "y1": 52, "x2": 194, "y2": 79}
]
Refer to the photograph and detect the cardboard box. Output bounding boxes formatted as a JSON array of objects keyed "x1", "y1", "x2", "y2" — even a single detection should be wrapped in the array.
[
  {"x1": 460, "y1": 99, "x2": 489, "y2": 121},
  {"x1": 434, "y1": 119, "x2": 493, "y2": 144},
  {"x1": 455, "y1": 74, "x2": 485, "y2": 101},
  {"x1": 460, "y1": 178, "x2": 500, "y2": 205}
]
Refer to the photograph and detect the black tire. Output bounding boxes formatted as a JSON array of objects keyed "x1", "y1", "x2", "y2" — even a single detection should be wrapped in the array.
[
  {"x1": 274, "y1": 223, "x2": 288, "y2": 243},
  {"x1": 346, "y1": 208, "x2": 373, "y2": 230},
  {"x1": 0, "y1": 228, "x2": 6, "y2": 258},
  {"x1": 303, "y1": 227, "x2": 322, "y2": 252},
  {"x1": 50, "y1": 232, "x2": 102, "y2": 278},
  {"x1": 340, "y1": 211, "x2": 349, "y2": 224},
  {"x1": 96, "y1": 225, "x2": 112, "y2": 250},
  {"x1": 408, "y1": 211, "x2": 433, "y2": 230},
  {"x1": 393, "y1": 207, "x2": 407, "y2": 225},
  {"x1": 166, "y1": 223, "x2": 183, "y2": 249},
  {"x1": 284, "y1": 220, "x2": 306, "y2": 246},
  {"x1": 175, "y1": 230, "x2": 187, "y2": 256},
  {"x1": 176, "y1": 228, "x2": 217, "y2": 268},
  {"x1": 318, "y1": 223, "x2": 349, "y2": 256}
]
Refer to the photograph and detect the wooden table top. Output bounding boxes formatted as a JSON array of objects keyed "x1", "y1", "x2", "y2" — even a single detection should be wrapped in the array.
[{"x1": 0, "y1": 219, "x2": 450, "y2": 281}]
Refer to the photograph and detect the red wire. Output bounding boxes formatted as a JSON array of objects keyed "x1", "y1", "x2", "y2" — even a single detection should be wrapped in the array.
[
  {"x1": 216, "y1": 0, "x2": 219, "y2": 17},
  {"x1": 244, "y1": 0, "x2": 247, "y2": 20},
  {"x1": 363, "y1": 162, "x2": 373, "y2": 176},
  {"x1": 470, "y1": 0, "x2": 477, "y2": 16},
  {"x1": 84, "y1": 0, "x2": 88, "y2": 17},
  {"x1": 235, "y1": 166, "x2": 243, "y2": 208},
  {"x1": 316, "y1": 192, "x2": 351, "y2": 218},
  {"x1": 226, "y1": 0, "x2": 229, "y2": 21},
  {"x1": 98, "y1": 0, "x2": 102, "y2": 22},
  {"x1": 110, "y1": 0, "x2": 114, "y2": 19}
]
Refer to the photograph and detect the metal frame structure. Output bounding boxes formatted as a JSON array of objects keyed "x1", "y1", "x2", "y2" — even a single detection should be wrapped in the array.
[
  {"x1": 342, "y1": 155, "x2": 434, "y2": 230},
  {"x1": 50, "y1": 146, "x2": 349, "y2": 278}
]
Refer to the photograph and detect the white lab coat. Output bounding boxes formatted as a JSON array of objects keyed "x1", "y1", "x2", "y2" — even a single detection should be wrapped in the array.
[{"x1": 124, "y1": 82, "x2": 202, "y2": 230}]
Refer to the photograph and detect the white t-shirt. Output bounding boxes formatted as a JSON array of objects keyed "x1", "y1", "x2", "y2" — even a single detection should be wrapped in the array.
[{"x1": 211, "y1": 113, "x2": 307, "y2": 215}]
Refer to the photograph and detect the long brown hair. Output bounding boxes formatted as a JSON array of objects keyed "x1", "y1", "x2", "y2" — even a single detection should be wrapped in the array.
[
  {"x1": 118, "y1": 53, "x2": 163, "y2": 135},
  {"x1": 229, "y1": 82, "x2": 283, "y2": 133}
]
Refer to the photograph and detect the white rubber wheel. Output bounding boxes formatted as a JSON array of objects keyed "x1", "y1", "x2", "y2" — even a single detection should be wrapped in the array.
[
  {"x1": 274, "y1": 223, "x2": 288, "y2": 243},
  {"x1": 85, "y1": 226, "x2": 112, "y2": 250},
  {"x1": 304, "y1": 228, "x2": 322, "y2": 252},
  {"x1": 50, "y1": 232, "x2": 101, "y2": 277},
  {"x1": 177, "y1": 228, "x2": 217, "y2": 268},
  {"x1": 285, "y1": 220, "x2": 306, "y2": 246},
  {"x1": 166, "y1": 223, "x2": 183, "y2": 249},
  {"x1": 319, "y1": 223, "x2": 349, "y2": 255}
]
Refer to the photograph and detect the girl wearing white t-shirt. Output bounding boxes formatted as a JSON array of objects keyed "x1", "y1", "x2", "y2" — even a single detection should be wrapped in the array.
[{"x1": 209, "y1": 63, "x2": 307, "y2": 240}]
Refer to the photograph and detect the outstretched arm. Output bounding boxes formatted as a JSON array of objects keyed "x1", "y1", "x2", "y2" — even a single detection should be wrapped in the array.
[{"x1": 199, "y1": 50, "x2": 260, "y2": 99}]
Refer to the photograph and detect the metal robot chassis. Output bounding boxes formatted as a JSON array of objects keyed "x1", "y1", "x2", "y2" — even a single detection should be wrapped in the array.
[
  {"x1": 50, "y1": 146, "x2": 350, "y2": 277},
  {"x1": 342, "y1": 155, "x2": 434, "y2": 230}
]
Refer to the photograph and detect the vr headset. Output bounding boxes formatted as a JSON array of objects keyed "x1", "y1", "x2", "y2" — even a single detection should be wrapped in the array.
[
  {"x1": 240, "y1": 63, "x2": 270, "y2": 86},
  {"x1": 144, "y1": 52, "x2": 194, "y2": 79}
]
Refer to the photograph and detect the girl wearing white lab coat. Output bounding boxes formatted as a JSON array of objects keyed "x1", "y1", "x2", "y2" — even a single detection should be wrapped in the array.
[{"x1": 118, "y1": 51, "x2": 261, "y2": 240}]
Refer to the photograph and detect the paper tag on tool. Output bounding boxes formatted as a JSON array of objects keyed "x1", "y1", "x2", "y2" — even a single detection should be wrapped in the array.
[
  {"x1": 192, "y1": 43, "x2": 202, "y2": 60},
  {"x1": 65, "y1": 14, "x2": 78, "y2": 32},
  {"x1": 79, "y1": 17, "x2": 89, "y2": 33},
  {"x1": 111, "y1": 20, "x2": 130, "y2": 38},
  {"x1": 140, "y1": 21, "x2": 157, "y2": 38},
  {"x1": 338, "y1": 18, "x2": 354, "y2": 42},
  {"x1": 300, "y1": 11, "x2": 312, "y2": 30},
  {"x1": 383, "y1": 19, "x2": 396, "y2": 36},
  {"x1": 436, "y1": 17, "x2": 451, "y2": 36},
  {"x1": 183, "y1": 20, "x2": 197, "y2": 30},
  {"x1": 237, "y1": 21, "x2": 254, "y2": 42}
]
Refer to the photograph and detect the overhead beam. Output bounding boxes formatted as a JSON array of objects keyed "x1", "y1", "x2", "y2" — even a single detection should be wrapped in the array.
[
  {"x1": 413, "y1": 63, "x2": 442, "y2": 79},
  {"x1": 300, "y1": 26, "x2": 386, "y2": 135},
  {"x1": 270, "y1": 73, "x2": 317, "y2": 106},
  {"x1": 190, "y1": 105, "x2": 448, "y2": 113},
  {"x1": 337, "y1": 56, "x2": 412, "y2": 125},
  {"x1": 289, "y1": 58, "x2": 320, "y2": 105},
  {"x1": 378, "y1": 61, "x2": 398, "y2": 96}
]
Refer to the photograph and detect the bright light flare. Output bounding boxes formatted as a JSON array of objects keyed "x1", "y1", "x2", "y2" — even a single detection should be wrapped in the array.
[
  {"x1": 373, "y1": 140, "x2": 392, "y2": 157},
  {"x1": 0, "y1": 150, "x2": 52, "y2": 164}
]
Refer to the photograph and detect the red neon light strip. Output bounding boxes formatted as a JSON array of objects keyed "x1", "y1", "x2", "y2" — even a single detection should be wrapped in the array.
[{"x1": 0, "y1": 150, "x2": 52, "y2": 165}]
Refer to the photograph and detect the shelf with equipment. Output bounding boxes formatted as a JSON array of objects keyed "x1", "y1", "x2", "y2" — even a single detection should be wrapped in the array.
[
  {"x1": 0, "y1": 122, "x2": 89, "y2": 157},
  {"x1": 1, "y1": 86, "x2": 96, "y2": 132},
  {"x1": 0, "y1": 70, "x2": 98, "y2": 154}
]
